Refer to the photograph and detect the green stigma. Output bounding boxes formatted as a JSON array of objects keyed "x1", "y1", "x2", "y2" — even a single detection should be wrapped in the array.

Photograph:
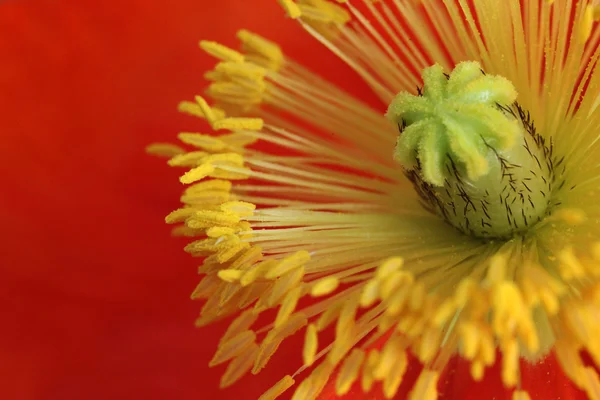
[
  {"x1": 387, "y1": 61, "x2": 558, "y2": 239},
  {"x1": 387, "y1": 62, "x2": 520, "y2": 186}
]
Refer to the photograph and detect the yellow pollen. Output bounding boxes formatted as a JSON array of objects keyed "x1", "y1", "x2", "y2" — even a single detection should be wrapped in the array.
[
  {"x1": 310, "y1": 276, "x2": 340, "y2": 296},
  {"x1": 237, "y1": 30, "x2": 284, "y2": 71},
  {"x1": 145, "y1": 143, "x2": 184, "y2": 157},
  {"x1": 259, "y1": 375, "x2": 296, "y2": 400},
  {"x1": 264, "y1": 250, "x2": 311, "y2": 279},
  {"x1": 513, "y1": 390, "x2": 532, "y2": 400},
  {"x1": 199, "y1": 41, "x2": 245, "y2": 63},
  {"x1": 409, "y1": 370, "x2": 439, "y2": 400},
  {"x1": 303, "y1": 323, "x2": 318, "y2": 366},
  {"x1": 278, "y1": 0, "x2": 302, "y2": 19},
  {"x1": 177, "y1": 133, "x2": 228, "y2": 152},
  {"x1": 212, "y1": 117, "x2": 264, "y2": 131}
]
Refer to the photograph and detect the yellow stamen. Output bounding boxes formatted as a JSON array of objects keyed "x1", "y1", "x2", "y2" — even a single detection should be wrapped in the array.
[
  {"x1": 200, "y1": 41, "x2": 245, "y2": 63},
  {"x1": 258, "y1": 375, "x2": 295, "y2": 400},
  {"x1": 278, "y1": 0, "x2": 302, "y2": 19},
  {"x1": 213, "y1": 118, "x2": 264, "y2": 131},
  {"x1": 303, "y1": 323, "x2": 318, "y2": 366},
  {"x1": 310, "y1": 276, "x2": 340, "y2": 296},
  {"x1": 145, "y1": 143, "x2": 185, "y2": 157},
  {"x1": 237, "y1": 30, "x2": 284, "y2": 71},
  {"x1": 265, "y1": 250, "x2": 311, "y2": 279}
]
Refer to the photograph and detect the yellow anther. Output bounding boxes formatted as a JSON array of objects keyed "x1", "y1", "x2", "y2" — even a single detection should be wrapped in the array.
[
  {"x1": 539, "y1": 287, "x2": 560, "y2": 315},
  {"x1": 218, "y1": 269, "x2": 244, "y2": 282},
  {"x1": 265, "y1": 250, "x2": 311, "y2": 279},
  {"x1": 171, "y1": 225, "x2": 199, "y2": 237},
  {"x1": 184, "y1": 237, "x2": 218, "y2": 254},
  {"x1": 241, "y1": 259, "x2": 276, "y2": 286},
  {"x1": 236, "y1": 221, "x2": 254, "y2": 239},
  {"x1": 146, "y1": 143, "x2": 185, "y2": 158},
  {"x1": 229, "y1": 246, "x2": 263, "y2": 270},
  {"x1": 217, "y1": 240, "x2": 250, "y2": 264},
  {"x1": 178, "y1": 99, "x2": 227, "y2": 122},
  {"x1": 492, "y1": 281, "x2": 526, "y2": 337},
  {"x1": 237, "y1": 30, "x2": 284, "y2": 71},
  {"x1": 471, "y1": 361, "x2": 484, "y2": 381},
  {"x1": 431, "y1": 299, "x2": 456, "y2": 327},
  {"x1": 458, "y1": 322, "x2": 480, "y2": 359},
  {"x1": 375, "y1": 257, "x2": 404, "y2": 280},
  {"x1": 486, "y1": 253, "x2": 507, "y2": 285},
  {"x1": 310, "y1": 276, "x2": 340, "y2": 296},
  {"x1": 215, "y1": 61, "x2": 267, "y2": 80},
  {"x1": 501, "y1": 339, "x2": 519, "y2": 387},
  {"x1": 373, "y1": 337, "x2": 402, "y2": 380},
  {"x1": 220, "y1": 131, "x2": 258, "y2": 148},
  {"x1": 180, "y1": 163, "x2": 215, "y2": 184},
  {"x1": 361, "y1": 350, "x2": 379, "y2": 391},
  {"x1": 512, "y1": 390, "x2": 531, "y2": 400},
  {"x1": 409, "y1": 282, "x2": 425, "y2": 311},
  {"x1": 359, "y1": 279, "x2": 380, "y2": 307},
  {"x1": 481, "y1": 336, "x2": 496, "y2": 367},
  {"x1": 186, "y1": 210, "x2": 240, "y2": 229},
  {"x1": 335, "y1": 349, "x2": 365, "y2": 395},
  {"x1": 409, "y1": 370, "x2": 439, "y2": 400},
  {"x1": 208, "y1": 81, "x2": 265, "y2": 107},
  {"x1": 383, "y1": 348, "x2": 408, "y2": 398},
  {"x1": 203, "y1": 70, "x2": 224, "y2": 82},
  {"x1": 221, "y1": 201, "x2": 256, "y2": 217},
  {"x1": 303, "y1": 324, "x2": 318, "y2": 366},
  {"x1": 199, "y1": 41, "x2": 245, "y2": 63},
  {"x1": 206, "y1": 227, "x2": 236, "y2": 237},
  {"x1": 380, "y1": 271, "x2": 413, "y2": 300},
  {"x1": 558, "y1": 246, "x2": 587, "y2": 280},
  {"x1": 194, "y1": 95, "x2": 221, "y2": 125},
  {"x1": 455, "y1": 278, "x2": 477, "y2": 307},
  {"x1": 178, "y1": 133, "x2": 227, "y2": 152},
  {"x1": 168, "y1": 151, "x2": 210, "y2": 167},
  {"x1": 165, "y1": 207, "x2": 196, "y2": 224},
  {"x1": 209, "y1": 80, "x2": 266, "y2": 96},
  {"x1": 274, "y1": 286, "x2": 302, "y2": 328},
  {"x1": 298, "y1": 0, "x2": 351, "y2": 25},
  {"x1": 181, "y1": 190, "x2": 231, "y2": 206},
  {"x1": 258, "y1": 375, "x2": 295, "y2": 400},
  {"x1": 213, "y1": 117, "x2": 264, "y2": 131},
  {"x1": 178, "y1": 100, "x2": 204, "y2": 117},
  {"x1": 203, "y1": 152, "x2": 245, "y2": 166},
  {"x1": 397, "y1": 314, "x2": 421, "y2": 338},
  {"x1": 278, "y1": 0, "x2": 302, "y2": 18},
  {"x1": 185, "y1": 179, "x2": 232, "y2": 194}
]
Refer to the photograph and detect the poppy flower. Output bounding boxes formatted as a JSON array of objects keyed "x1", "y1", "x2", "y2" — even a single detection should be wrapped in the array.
[{"x1": 153, "y1": 0, "x2": 600, "y2": 399}]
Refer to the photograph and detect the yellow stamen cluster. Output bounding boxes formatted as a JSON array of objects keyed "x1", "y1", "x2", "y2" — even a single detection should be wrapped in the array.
[
  {"x1": 279, "y1": 0, "x2": 350, "y2": 39},
  {"x1": 150, "y1": 0, "x2": 600, "y2": 399}
]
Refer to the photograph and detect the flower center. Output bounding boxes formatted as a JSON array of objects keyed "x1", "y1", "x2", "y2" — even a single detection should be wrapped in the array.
[{"x1": 387, "y1": 62, "x2": 557, "y2": 239}]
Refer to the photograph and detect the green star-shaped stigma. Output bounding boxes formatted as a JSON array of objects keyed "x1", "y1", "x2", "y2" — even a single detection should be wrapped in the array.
[{"x1": 386, "y1": 61, "x2": 520, "y2": 187}]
